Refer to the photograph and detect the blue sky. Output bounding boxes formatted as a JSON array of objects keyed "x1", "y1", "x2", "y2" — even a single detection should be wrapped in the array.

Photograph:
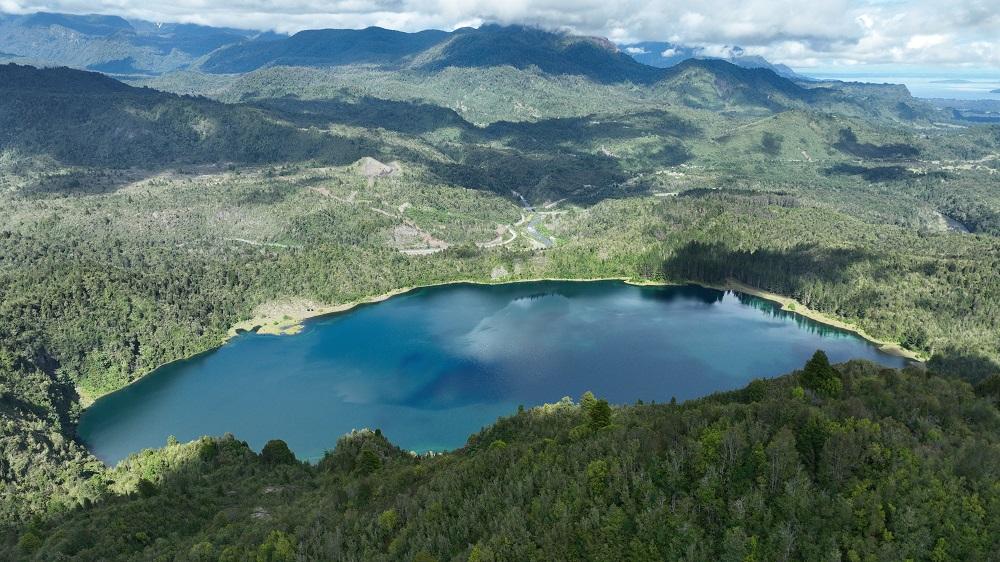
[{"x1": 3, "y1": 0, "x2": 999, "y2": 73}]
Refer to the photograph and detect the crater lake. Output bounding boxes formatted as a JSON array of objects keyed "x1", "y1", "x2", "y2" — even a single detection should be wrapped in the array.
[{"x1": 79, "y1": 281, "x2": 909, "y2": 464}]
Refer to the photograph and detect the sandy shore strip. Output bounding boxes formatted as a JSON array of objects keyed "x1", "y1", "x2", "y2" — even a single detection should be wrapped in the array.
[
  {"x1": 227, "y1": 277, "x2": 924, "y2": 362},
  {"x1": 711, "y1": 280, "x2": 923, "y2": 361}
]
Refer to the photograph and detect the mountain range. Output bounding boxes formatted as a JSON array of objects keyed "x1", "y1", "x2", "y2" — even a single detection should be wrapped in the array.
[
  {"x1": 200, "y1": 24, "x2": 666, "y2": 84},
  {"x1": 0, "y1": 11, "x2": 278, "y2": 75},
  {"x1": 619, "y1": 41, "x2": 806, "y2": 80},
  {"x1": 0, "y1": 11, "x2": 803, "y2": 81}
]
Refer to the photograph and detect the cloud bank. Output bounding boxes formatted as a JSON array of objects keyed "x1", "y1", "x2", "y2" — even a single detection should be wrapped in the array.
[{"x1": 3, "y1": 0, "x2": 998, "y2": 68}]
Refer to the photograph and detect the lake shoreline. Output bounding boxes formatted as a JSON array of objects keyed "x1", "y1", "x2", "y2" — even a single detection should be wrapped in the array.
[
  {"x1": 77, "y1": 275, "x2": 921, "y2": 409},
  {"x1": 225, "y1": 277, "x2": 668, "y2": 338},
  {"x1": 705, "y1": 280, "x2": 922, "y2": 361},
  {"x1": 228, "y1": 276, "x2": 924, "y2": 361},
  {"x1": 80, "y1": 277, "x2": 913, "y2": 466}
]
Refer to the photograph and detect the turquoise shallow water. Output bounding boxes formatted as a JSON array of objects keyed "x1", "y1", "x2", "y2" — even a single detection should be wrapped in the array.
[{"x1": 79, "y1": 281, "x2": 907, "y2": 464}]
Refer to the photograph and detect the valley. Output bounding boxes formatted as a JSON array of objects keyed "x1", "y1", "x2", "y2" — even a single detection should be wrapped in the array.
[{"x1": 0, "y1": 12, "x2": 998, "y2": 561}]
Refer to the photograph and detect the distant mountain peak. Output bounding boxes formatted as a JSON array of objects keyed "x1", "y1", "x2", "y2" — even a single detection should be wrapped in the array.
[
  {"x1": 199, "y1": 23, "x2": 649, "y2": 81},
  {"x1": 619, "y1": 40, "x2": 807, "y2": 80},
  {"x1": 2, "y1": 11, "x2": 813, "y2": 91},
  {"x1": 21, "y1": 12, "x2": 134, "y2": 36},
  {"x1": 0, "y1": 11, "x2": 276, "y2": 75}
]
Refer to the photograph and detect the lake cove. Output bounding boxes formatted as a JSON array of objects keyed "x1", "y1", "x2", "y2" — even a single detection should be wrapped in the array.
[{"x1": 79, "y1": 281, "x2": 908, "y2": 464}]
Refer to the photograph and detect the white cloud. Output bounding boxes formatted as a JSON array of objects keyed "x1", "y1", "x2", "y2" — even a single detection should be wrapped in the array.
[
  {"x1": 661, "y1": 48, "x2": 679, "y2": 58},
  {"x1": 1, "y1": 0, "x2": 998, "y2": 68},
  {"x1": 624, "y1": 46, "x2": 648, "y2": 54},
  {"x1": 906, "y1": 34, "x2": 948, "y2": 50},
  {"x1": 699, "y1": 45, "x2": 737, "y2": 59}
]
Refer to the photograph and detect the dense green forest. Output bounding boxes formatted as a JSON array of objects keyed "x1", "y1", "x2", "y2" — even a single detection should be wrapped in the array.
[
  {"x1": 4, "y1": 358, "x2": 1000, "y2": 560},
  {"x1": 1, "y1": 23, "x2": 999, "y2": 560}
]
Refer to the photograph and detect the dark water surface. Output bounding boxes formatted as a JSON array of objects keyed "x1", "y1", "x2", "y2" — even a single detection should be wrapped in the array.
[{"x1": 79, "y1": 282, "x2": 907, "y2": 464}]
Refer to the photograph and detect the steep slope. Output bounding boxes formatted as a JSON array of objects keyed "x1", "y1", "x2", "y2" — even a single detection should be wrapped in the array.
[
  {"x1": 201, "y1": 26, "x2": 449, "y2": 73},
  {"x1": 200, "y1": 24, "x2": 664, "y2": 83},
  {"x1": 622, "y1": 40, "x2": 807, "y2": 80},
  {"x1": 414, "y1": 25, "x2": 664, "y2": 84},
  {"x1": 655, "y1": 58, "x2": 827, "y2": 110},
  {"x1": 6, "y1": 359, "x2": 999, "y2": 560},
  {"x1": 0, "y1": 12, "x2": 273, "y2": 75},
  {"x1": 0, "y1": 64, "x2": 362, "y2": 171}
]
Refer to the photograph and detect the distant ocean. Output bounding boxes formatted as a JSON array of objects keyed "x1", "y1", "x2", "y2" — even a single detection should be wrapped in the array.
[{"x1": 808, "y1": 72, "x2": 1000, "y2": 100}]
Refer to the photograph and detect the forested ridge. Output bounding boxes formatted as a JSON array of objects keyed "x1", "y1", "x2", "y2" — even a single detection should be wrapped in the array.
[
  {"x1": 4, "y1": 358, "x2": 999, "y2": 561},
  {"x1": 0, "y1": 64, "x2": 367, "y2": 170}
]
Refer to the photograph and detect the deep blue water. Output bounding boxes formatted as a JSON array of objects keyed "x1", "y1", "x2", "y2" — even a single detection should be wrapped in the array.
[{"x1": 79, "y1": 281, "x2": 907, "y2": 464}]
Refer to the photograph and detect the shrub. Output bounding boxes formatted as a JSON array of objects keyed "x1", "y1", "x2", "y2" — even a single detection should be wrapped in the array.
[
  {"x1": 588, "y1": 399, "x2": 612, "y2": 430},
  {"x1": 260, "y1": 440, "x2": 296, "y2": 465},
  {"x1": 356, "y1": 445, "x2": 381, "y2": 474},
  {"x1": 800, "y1": 350, "x2": 843, "y2": 397},
  {"x1": 136, "y1": 479, "x2": 157, "y2": 498}
]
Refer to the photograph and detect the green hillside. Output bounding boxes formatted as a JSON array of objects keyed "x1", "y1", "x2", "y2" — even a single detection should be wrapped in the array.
[
  {"x1": 200, "y1": 27, "x2": 451, "y2": 74},
  {"x1": 199, "y1": 24, "x2": 664, "y2": 84},
  {"x1": 5, "y1": 359, "x2": 999, "y2": 561},
  {"x1": 0, "y1": 64, "x2": 370, "y2": 171}
]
